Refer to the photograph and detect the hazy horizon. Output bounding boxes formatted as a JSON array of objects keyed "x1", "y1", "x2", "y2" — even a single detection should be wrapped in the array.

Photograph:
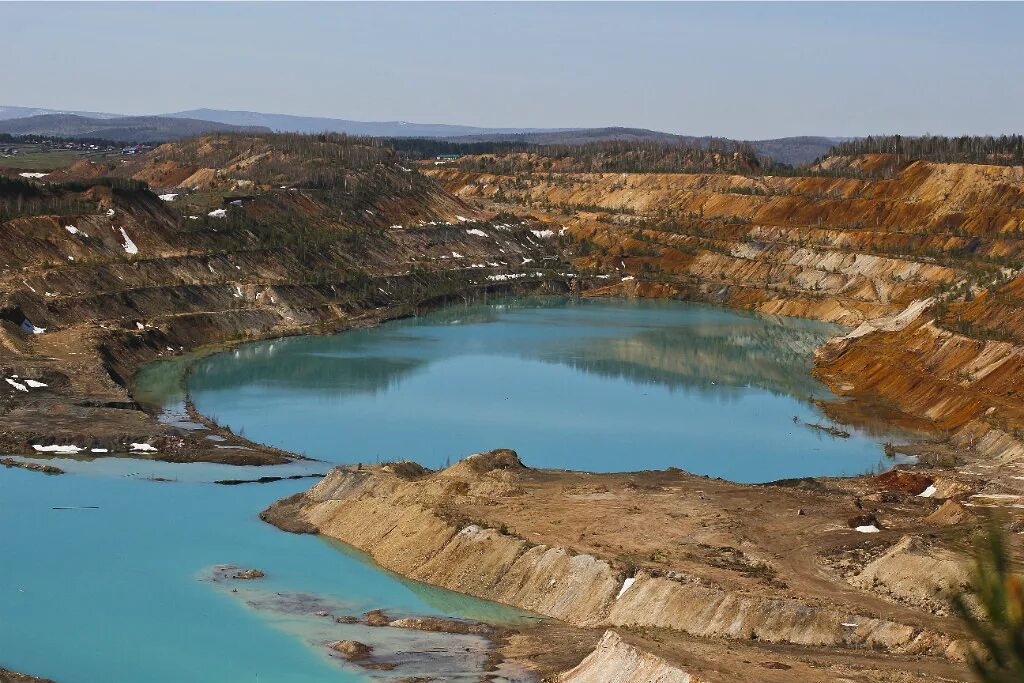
[{"x1": 2, "y1": 2, "x2": 1022, "y2": 139}]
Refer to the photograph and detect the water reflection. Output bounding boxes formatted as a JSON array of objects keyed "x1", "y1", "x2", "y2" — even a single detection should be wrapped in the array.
[
  {"x1": 187, "y1": 297, "x2": 836, "y2": 403},
  {"x1": 144, "y1": 297, "x2": 895, "y2": 479}
]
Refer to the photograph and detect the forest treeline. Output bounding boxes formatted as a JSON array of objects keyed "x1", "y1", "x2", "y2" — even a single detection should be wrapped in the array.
[
  {"x1": 393, "y1": 138, "x2": 769, "y2": 174},
  {"x1": 824, "y1": 135, "x2": 1024, "y2": 166}
]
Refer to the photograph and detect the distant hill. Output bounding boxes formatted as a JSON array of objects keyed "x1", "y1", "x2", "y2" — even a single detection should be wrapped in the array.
[
  {"x1": 446, "y1": 128, "x2": 838, "y2": 166},
  {"x1": 446, "y1": 127, "x2": 685, "y2": 145},
  {"x1": 0, "y1": 105, "x2": 122, "y2": 121},
  {"x1": 165, "y1": 108, "x2": 564, "y2": 138},
  {"x1": 0, "y1": 114, "x2": 271, "y2": 143},
  {"x1": 745, "y1": 136, "x2": 842, "y2": 167},
  {"x1": 171, "y1": 114, "x2": 836, "y2": 165}
]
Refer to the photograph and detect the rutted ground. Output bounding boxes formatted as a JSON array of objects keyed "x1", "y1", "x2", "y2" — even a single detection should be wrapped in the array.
[{"x1": 265, "y1": 449, "x2": 980, "y2": 682}]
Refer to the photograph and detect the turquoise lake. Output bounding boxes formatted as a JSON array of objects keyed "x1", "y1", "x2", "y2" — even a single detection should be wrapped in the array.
[
  {"x1": 0, "y1": 298, "x2": 902, "y2": 681},
  {"x1": 187, "y1": 297, "x2": 894, "y2": 480}
]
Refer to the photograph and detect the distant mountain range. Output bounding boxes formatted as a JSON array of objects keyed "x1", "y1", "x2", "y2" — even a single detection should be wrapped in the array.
[
  {"x1": 0, "y1": 114, "x2": 270, "y2": 143},
  {"x1": 0, "y1": 105, "x2": 122, "y2": 121},
  {"x1": 165, "y1": 108, "x2": 567, "y2": 139},
  {"x1": 0, "y1": 105, "x2": 842, "y2": 165}
]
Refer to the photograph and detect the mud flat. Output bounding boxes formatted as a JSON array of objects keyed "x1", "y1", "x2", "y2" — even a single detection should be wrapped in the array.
[{"x1": 262, "y1": 448, "x2": 998, "y2": 680}]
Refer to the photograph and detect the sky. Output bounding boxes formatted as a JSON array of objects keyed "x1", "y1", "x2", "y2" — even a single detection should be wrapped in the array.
[{"x1": 1, "y1": 1, "x2": 1022, "y2": 139}]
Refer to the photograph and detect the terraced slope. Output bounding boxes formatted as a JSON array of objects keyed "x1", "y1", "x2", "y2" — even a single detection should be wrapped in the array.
[
  {"x1": 427, "y1": 155, "x2": 1024, "y2": 483},
  {"x1": 0, "y1": 135, "x2": 566, "y2": 460}
]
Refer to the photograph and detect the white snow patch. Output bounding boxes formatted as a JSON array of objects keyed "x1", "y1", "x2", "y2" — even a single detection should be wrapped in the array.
[
  {"x1": 521, "y1": 258, "x2": 534, "y2": 265},
  {"x1": 451, "y1": 251, "x2": 464, "y2": 258},
  {"x1": 130, "y1": 443, "x2": 158, "y2": 452},
  {"x1": 456, "y1": 215, "x2": 470, "y2": 222},
  {"x1": 32, "y1": 445, "x2": 83, "y2": 454},
  {"x1": 621, "y1": 276, "x2": 635, "y2": 281},
  {"x1": 106, "y1": 208, "x2": 115, "y2": 217},
  {"x1": 531, "y1": 229, "x2": 554, "y2": 239},
  {"x1": 188, "y1": 215, "x2": 199, "y2": 220},
  {"x1": 119, "y1": 228, "x2": 138, "y2": 255},
  {"x1": 616, "y1": 577, "x2": 636, "y2": 599},
  {"x1": 855, "y1": 525, "x2": 881, "y2": 534},
  {"x1": 65, "y1": 224, "x2": 88, "y2": 237},
  {"x1": 90, "y1": 448, "x2": 109, "y2": 453},
  {"x1": 486, "y1": 272, "x2": 543, "y2": 282},
  {"x1": 465, "y1": 228, "x2": 489, "y2": 238},
  {"x1": 19, "y1": 172, "x2": 48, "y2": 179},
  {"x1": 918, "y1": 485, "x2": 937, "y2": 498},
  {"x1": 208, "y1": 208, "x2": 227, "y2": 218},
  {"x1": 158, "y1": 193, "x2": 179, "y2": 201},
  {"x1": 6, "y1": 378, "x2": 28, "y2": 392},
  {"x1": 24, "y1": 380, "x2": 47, "y2": 388}
]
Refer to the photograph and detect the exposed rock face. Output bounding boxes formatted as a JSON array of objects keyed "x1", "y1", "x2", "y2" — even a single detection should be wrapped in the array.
[{"x1": 558, "y1": 631, "x2": 699, "y2": 683}]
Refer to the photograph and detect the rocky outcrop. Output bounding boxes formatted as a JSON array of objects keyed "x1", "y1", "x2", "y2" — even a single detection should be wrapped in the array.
[{"x1": 558, "y1": 631, "x2": 700, "y2": 683}]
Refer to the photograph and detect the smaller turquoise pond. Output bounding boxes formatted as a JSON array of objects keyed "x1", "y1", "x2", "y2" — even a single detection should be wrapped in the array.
[
  {"x1": 0, "y1": 461, "x2": 534, "y2": 683},
  {"x1": 182, "y1": 297, "x2": 898, "y2": 481}
]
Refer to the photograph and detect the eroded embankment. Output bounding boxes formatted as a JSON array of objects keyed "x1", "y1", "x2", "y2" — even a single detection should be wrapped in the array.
[{"x1": 265, "y1": 449, "x2": 977, "y2": 681}]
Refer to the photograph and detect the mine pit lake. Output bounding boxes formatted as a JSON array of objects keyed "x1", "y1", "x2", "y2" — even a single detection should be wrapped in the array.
[{"x1": 0, "y1": 298, "x2": 905, "y2": 682}]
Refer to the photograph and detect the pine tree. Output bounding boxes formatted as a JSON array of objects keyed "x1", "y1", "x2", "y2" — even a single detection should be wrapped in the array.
[{"x1": 952, "y1": 521, "x2": 1024, "y2": 682}]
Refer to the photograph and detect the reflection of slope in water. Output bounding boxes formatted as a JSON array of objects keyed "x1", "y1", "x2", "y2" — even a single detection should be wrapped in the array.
[
  {"x1": 204, "y1": 563, "x2": 535, "y2": 682},
  {"x1": 190, "y1": 340, "x2": 428, "y2": 397},
  {"x1": 181, "y1": 298, "x2": 842, "y2": 406},
  {"x1": 535, "y1": 318, "x2": 836, "y2": 402}
]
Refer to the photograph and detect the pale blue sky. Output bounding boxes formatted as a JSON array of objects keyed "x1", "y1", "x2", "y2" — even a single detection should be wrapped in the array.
[{"x1": 2, "y1": 2, "x2": 1021, "y2": 139}]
